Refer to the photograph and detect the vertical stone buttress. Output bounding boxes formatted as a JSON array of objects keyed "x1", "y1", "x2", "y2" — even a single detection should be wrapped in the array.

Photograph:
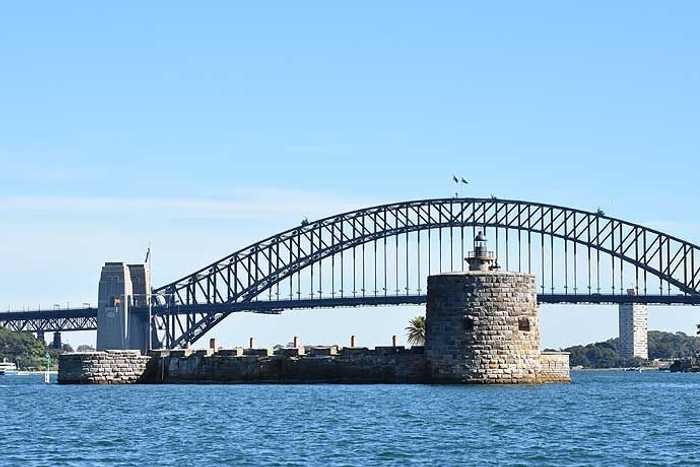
[{"x1": 425, "y1": 271, "x2": 542, "y2": 383}]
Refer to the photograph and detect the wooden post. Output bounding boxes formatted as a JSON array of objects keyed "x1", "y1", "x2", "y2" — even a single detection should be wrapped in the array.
[
  {"x1": 350, "y1": 335, "x2": 357, "y2": 348},
  {"x1": 293, "y1": 336, "x2": 299, "y2": 348},
  {"x1": 392, "y1": 335, "x2": 399, "y2": 347},
  {"x1": 249, "y1": 337, "x2": 255, "y2": 349}
]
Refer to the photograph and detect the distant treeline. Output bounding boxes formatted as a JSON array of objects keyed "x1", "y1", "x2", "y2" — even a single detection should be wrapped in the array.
[
  {"x1": 0, "y1": 328, "x2": 93, "y2": 369},
  {"x1": 550, "y1": 331, "x2": 700, "y2": 368}
]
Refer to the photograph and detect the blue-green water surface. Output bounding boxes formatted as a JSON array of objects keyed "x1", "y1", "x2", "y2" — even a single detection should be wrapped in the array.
[{"x1": 3, "y1": 371, "x2": 700, "y2": 466}]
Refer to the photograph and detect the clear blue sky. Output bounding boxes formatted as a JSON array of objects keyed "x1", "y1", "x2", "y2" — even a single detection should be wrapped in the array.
[{"x1": 1, "y1": 2, "x2": 699, "y2": 348}]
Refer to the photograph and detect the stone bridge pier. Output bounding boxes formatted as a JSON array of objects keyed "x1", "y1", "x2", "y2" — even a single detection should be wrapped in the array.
[{"x1": 96, "y1": 262, "x2": 151, "y2": 353}]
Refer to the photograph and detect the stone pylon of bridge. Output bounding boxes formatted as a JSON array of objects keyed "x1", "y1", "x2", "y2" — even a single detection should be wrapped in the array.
[
  {"x1": 618, "y1": 289, "x2": 648, "y2": 360},
  {"x1": 96, "y1": 262, "x2": 151, "y2": 353}
]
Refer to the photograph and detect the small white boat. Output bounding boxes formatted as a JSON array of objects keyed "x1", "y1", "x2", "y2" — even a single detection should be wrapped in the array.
[{"x1": 0, "y1": 359, "x2": 18, "y2": 375}]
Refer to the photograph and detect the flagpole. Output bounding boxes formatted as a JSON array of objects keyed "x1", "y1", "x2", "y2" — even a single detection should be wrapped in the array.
[{"x1": 147, "y1": 244, "x2": 152, "y2": 353}]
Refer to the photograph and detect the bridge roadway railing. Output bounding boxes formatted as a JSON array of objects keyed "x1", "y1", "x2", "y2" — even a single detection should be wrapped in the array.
[
  {"x1": 2, "y1": 293, "x2": 699, "y2": 334},
  {"x1": 0, "y1": 307, "x2": 98, "y2": 333},
  {"x1": 150, "y1": 293, "x2": 700, "y2": 316}
]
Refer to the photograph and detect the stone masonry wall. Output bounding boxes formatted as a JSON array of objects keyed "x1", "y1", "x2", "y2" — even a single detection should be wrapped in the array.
[
  {"x1": 151, "y1": 346, "x2": 427, "y2": 384},
  {"x1": 58, "y1": 350, "x2": 152, "y2": 384},
  {"x1": 59, "y1": 347, "x2": 426, "y2": 384},
  {"x1": 59, "y1": 345, "x2": 568, "y2": 384},
  {"x1": 539, "y1": 352, "x2": 571, "y2": 383},
  {"x1": 425, "y1": 271, "x2": 544, "y2": 384}
]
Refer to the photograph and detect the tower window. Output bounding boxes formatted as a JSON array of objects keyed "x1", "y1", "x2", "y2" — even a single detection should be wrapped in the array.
[{"x1": 518, "y1": 318, "x2": 530, "y2": 332}]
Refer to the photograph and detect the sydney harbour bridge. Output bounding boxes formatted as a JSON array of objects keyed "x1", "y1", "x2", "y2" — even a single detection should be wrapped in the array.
[{"x1": 2, "y1": 197, "x2": 700, "y2": 349}]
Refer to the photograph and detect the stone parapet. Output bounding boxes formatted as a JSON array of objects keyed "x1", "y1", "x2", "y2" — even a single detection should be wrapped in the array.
[
  {"x1": 244, "y1": 348, "x2": 272, "y2": 357},
  {"x1": 306, "y1": 346, "x2": 339, "y2": 357},
  {"x1": 274, "y1": 347, "x2": 305, "y2": 357}
]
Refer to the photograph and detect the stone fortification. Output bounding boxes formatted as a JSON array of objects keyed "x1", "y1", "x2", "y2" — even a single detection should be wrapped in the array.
[
  {"x1": 154, "y1": 346, "x2": 426, "y2": 384},
  {"x1": 58, "y1": 346, "x2": 427, "y2": 384},
  {"x1": 59, "y1": 344, "x2": 568, "y2": 385},
  {"x1": 425, "y1": 271, "x2": 569, "y2": 384},
  {"x1": 58, "y1": 350, "x2": 152, "y2": 384},
  {"x1": 61, "y1": 234, "x2": 569, "y2": 385}
]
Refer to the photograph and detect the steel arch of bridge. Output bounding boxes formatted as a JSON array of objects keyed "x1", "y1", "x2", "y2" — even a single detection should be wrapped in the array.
[{"x1": 152, "y1": 197, "x2": 700, "y2": 348}]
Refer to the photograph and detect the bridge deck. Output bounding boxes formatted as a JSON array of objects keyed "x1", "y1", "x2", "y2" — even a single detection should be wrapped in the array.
[{"x1": 1, "y1": 294, "x2": 699, "y2": 333}]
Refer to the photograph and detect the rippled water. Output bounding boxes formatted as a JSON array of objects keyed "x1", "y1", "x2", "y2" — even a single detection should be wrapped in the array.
[{"x1": 3, "y1": 371, "x2": 700, "y2": 466}]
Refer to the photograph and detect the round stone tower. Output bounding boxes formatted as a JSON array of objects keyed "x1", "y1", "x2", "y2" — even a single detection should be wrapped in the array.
[{"x1": 425, "y1": 232, "x2": 542, "y2": 383}]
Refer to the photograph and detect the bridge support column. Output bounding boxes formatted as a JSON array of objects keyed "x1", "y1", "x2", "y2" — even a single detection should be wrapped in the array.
[
  {"x1": 619, "y1": 289, "x2": 648, "y2": 361},
  {"x1": 36, "y1": 330, "x2": 45, "y2": 344},
  {"x1": 52, "y1": 332, "x2": 62, "y2": 350},
  {"x1": 97, "y1": 262, "x2": 151, "y2": 353},
  {"x1": 97, "y1": 263, "x2": 132, "y2": 351},
  {"x1": 150, "y1": 322, "x2": 161, "y2": 350},
  {"x1": 127, "y1": 264, "x2": 151, "y2": 353}
]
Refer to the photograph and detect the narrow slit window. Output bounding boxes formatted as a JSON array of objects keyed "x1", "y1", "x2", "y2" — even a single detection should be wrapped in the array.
[{"x1": 518, "y1": 317, "x2": 530, "y2": 332}]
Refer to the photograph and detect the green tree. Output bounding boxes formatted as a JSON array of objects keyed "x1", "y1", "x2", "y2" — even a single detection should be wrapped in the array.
[
  {"x1": 0, "y1": 328, "x2": 47, "y2": 369},
  {"x1": 406, "y1": 315, "x2": 426, "y2": 346}
]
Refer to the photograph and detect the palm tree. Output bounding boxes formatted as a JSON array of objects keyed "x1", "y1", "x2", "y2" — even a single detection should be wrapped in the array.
[{"x1": 406, "y1": 315, "x2": 426, "y2": 346}]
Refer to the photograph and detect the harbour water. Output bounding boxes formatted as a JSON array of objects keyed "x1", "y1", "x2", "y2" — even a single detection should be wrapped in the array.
[{"x1": 3, "y1": 371, "x2": 700, "y2": 466}]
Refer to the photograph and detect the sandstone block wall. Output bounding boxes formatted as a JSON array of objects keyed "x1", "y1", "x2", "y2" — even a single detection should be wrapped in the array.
[
  {"x1": 58, "y1": 350, "x2": 152, "y2": 384},
  {"x1": 59, "y1": 345, "x2": 568, "y2": 384},
  {"x1": 425, "y1": 271, "x2": 544, "y2": 384},
  {"x1": 539, "y1": 352, "x2": 571, "y2": 383},
  {"x1": 59, "y1": 347, "x2": 427, "y2": 384},
  {"x1": 151, "y1": 346, "x2": 427, "y2": 384}
]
